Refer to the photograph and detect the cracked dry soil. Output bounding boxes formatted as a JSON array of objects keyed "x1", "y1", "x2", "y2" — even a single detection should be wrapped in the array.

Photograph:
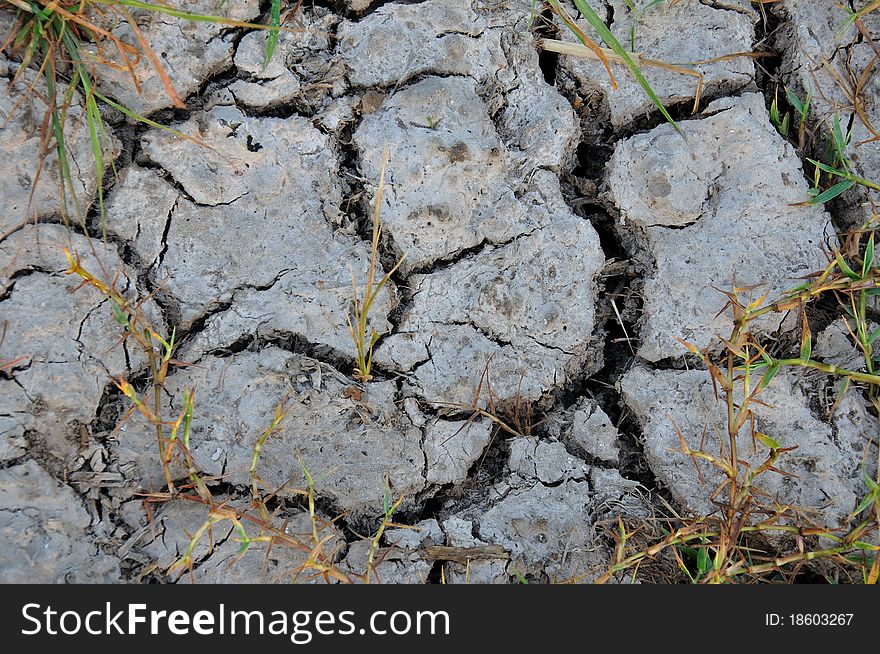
[{"x1": 0, "y1": 0, "x2": 878, "y2": 583}]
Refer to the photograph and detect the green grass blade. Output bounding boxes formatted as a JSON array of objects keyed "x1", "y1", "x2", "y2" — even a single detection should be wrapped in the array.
[
  {"x1": 805, "y1": 179, "x2": 855, "y2": 205},
  {"x1": 785, "y1": 87, "x2": 804, "y2": 115},
  {"x1": 836, "y1": 252, "x2": 861, "y2": 280},
  {"x1": 92, "y1": 90, "x2": 203, "y2": 145},
  {"x1": 756, "y1": 363, "x2": 780, "y2": 394},
  {"x1": 831, "y1": 112, "x2": 851, "y2": 169},
  {"x1": 100, "y1": 0, "x2": 273, "y2": 29},
  {"x1": 808, "y1": 159, "x2": 847, "y2": 177},
  {"x1": 839, "y1": 1, "x2": 880, "y2": 34},
  {"x1": 571, "y1": 0, "x2": 681, "y2": 134},
  {"x1": 59, "y1": 28, "x2": 112, "y2": 232},
  {"x1": 265, "y1": 0, "x2": 281, "y2": 67},
  {"x1": 40, "y1": 37, "x2": 78, "y2": 220},
  {"x1": 863, "y1": 233, "x2": 875, "y2": 278}
]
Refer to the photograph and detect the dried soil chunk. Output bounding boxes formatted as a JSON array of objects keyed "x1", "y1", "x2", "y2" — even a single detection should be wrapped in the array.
[
  {"x1": 607, "y1": 94, "x2": 835, "y2": 360},
  {"x1": 338, "y1": 0, "x2": 505, "y2": 88},
  {"x1": 230, "y1": 8, "x2": 340, "y2": 112},
  {"x1": 115, "y1": 347, "x2": 425, "y2": 515},
  {"x1": 113, "y1": 106, "x2": 395, "y2": 351},
  {"x1": 0, "y1": 460, "x2": 120, "y2": 582},
  {"x1": 376, "y1": 205, "x2": 605, "y2": 404},
  {"x1": 354, "y1": 76, "x2": 546, "y2": 271},
  {"x1": 477, "y1": 480, "x2": 596, "y2": 582}
]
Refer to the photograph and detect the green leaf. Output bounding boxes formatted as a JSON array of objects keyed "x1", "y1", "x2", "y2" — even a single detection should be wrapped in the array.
[
  {"x1": 850, "y1": 540, "x2": 878, "y2": 551},
  {"x1": 865, "y1": 468, "x2": 880, "y2": 492},
  {"x1": 808, "y1": 159, "x2": 848, "y2": 177},
  {"x1": 839, "y1": 6, "x2": 859, "y2": 33},
  {"x1": 787, "y1": 86, "x2": 812, "y2": 130},
  {"x1": 92, "y1": 90, "x2": 196, "y2": 141},
  {"x1": 264, "y1": 0, "x2": 281, "y2": 67},
  {"x1": 852, "y1": 492, "x2": 877, "y2": 517},
  {"x1": 770, "y1": 88, "x2": 791, "y2": 137},
  {"x1": 805, "y1": 179, "x2": 855, "y2": 205},
  {"x1": 801, "y1": 88, "x2": 812, "y2": 121},
  {"x1": 863, "y1": 233, "x2": 876, "y2": 278},
  {"x1": 233, "y1": 522, "x2": 251, "y2": 555},
  {"x1": 836, "y1": 252, "x2": 861, "y2": 280},
  {"x1": 756, "y1": 432, "x2": 783, "y2": 450},
  {"x1": 832, "y1": 112, "x2": 851, "y2": 159},
  {"x1": 800, "y1": 322, "x2": 812, "y2": 361},
  {"x1": 297, "y1": 457, "x2": 314, "y2": 486},
  {"x1": 756, "y1": 363, "x2": 780, "y2": 393},
  {"x1": 108, "y1": 0, "x2": 259, "y2": 26},
  {"x1": 834, "y1": 377, "x2": 850, "y2": 406},
  {"x1": 110, "y1": 300, "x2": 129, "y2": 327},
  {"x1": 678, "y1": 545, "x2": 697, "y2": 558},
  {"x1": 696, "y1": 546, "x2": 711, "y2": 576},
  {"x1": 785, "y1": 87, "x2": 805, "y2": 115},
  {"x1": 780, "y1": 112, "x2": 791, "y2": 137}
]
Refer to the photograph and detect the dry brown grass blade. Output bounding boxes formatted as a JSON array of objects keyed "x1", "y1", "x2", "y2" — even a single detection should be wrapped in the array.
[
  {"x1": 0, "y1": 11, "x2": 26, "y2": 51},
  {"x1": 6, "y1": 0, "x2": 32, "y2": 11},
  {"x1": 430, "y1": 362, "x2": 526, "y2": 439},
  {"x1": 117, "y1": 4, "x2": 184, "y2": 107},
  {"x1": 544, "y1": 0, "x2": 616, "y2": 89},
  {"x1": 7, "y1": 48, "x2": 54, "y2": 129},
  {"x1": 42, "y1": 2, "x2": 140, "y2": 58}
]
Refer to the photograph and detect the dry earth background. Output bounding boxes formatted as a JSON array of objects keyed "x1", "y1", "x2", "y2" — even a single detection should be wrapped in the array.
[{"x1": 1, "y1": 0, "x2": 879, "y2": 583}]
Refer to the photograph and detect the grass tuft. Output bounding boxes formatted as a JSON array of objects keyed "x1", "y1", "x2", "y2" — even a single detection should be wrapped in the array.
[
  {"x1": 2, "y1": 1, "x2": 289, "y2": 231},
  {"x1": 347, "y1": 150, "x2": 406, "y2": 383}
]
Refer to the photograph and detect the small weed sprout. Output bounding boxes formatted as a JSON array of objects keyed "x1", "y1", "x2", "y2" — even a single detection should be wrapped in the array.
[
  {"x1": 65, "y1": 203, "x2": 449, "y2": 585},
  {"x1": 64, "y1": 246, "x2": 185, "y2": 490},
  {"x1": 788, "y1": 85, "x2": 812, "y2": 150},
  {"x1": 362, "y1": 473, "x2": 405, "y2": 584},
  {"x1": 770, "y1": 87, "x2": 792, "y2": 139},
  {"x1": 802, "y1": 112, "x2": 880, "y2": 206},
  {"x1": 250, "y1": 396, "x2": 289, "y2": 505},
  {"x1": 287, "y1": 457, "x2": 351, "y2": 584},
  {"x1": 842, "y1": 1, "x2": 880, "y2": 31},
  {"x1": 347, "y1": 151, "x2": 406, "y2": 383}
]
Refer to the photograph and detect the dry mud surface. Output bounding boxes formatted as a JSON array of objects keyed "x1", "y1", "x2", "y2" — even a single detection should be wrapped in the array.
[{"x1": 1, "y1": 1, "x2": 878, "y2": 583}]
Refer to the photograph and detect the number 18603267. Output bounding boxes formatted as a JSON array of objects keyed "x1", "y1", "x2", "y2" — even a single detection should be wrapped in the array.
[
  {"x1": 766, "y1": 613, "x2": 854, "y2": 627},
  {"x1": 791, "y1": 614, "x2": 853, "y2": 626}
]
